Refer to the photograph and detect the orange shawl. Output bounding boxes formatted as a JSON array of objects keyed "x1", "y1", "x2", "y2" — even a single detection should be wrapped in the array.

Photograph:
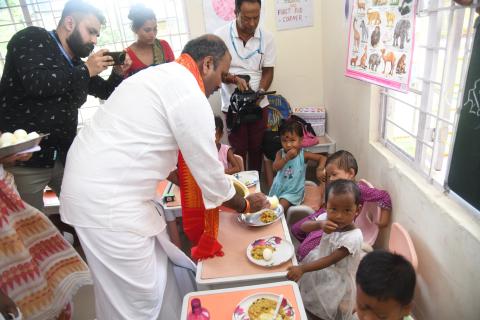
[{"x1": 175, "y1": 54, "x2": 222, "y2": 260}]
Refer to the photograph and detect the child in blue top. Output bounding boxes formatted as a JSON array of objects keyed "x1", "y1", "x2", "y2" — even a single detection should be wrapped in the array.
[{"x1": 268, "y1": 120, "x2": 326, "y2": 212}]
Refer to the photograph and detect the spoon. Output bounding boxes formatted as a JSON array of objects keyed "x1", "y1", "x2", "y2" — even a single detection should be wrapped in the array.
[{"x1": 271, "y1": 294, "x2": 283, "y2": 320}]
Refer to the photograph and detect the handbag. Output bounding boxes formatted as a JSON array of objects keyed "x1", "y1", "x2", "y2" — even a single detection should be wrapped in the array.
[
  {"x1": 290, "y1": 115, "x2": 319, "y2": 147},
  {"x1": 301, "y1": 125, "x2": 319, "y2": 147}
]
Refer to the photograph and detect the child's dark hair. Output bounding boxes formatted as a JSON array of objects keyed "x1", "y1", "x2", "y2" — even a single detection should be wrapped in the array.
[
  {"x1": 279, "y1": 119, "x2": 303, "y2": 138},
  {"x1": 356, "y1": 250, "x2": 416, "y2": 306},
  {"x1": 128, "y1": 3, "x2": 156, "y2": 31},
  {"x1": 214, "y1": 115, "x2": 224, "y2": 132},
  {"x1": 325, "y1": 150, "x2": 358, "y2": 175},
  {"x1": 326, "y1": 179, "x2": 360, "y2": 205}
]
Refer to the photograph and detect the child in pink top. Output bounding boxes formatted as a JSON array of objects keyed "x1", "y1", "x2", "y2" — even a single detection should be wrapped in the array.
[{"x1": 215, "y1": 116, "x2": 241, "y2": 174}]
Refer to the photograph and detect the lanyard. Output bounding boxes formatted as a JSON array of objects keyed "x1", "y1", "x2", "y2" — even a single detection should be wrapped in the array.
[
  {"x1": 229, "y1": 22, "x2": 262, "y2": 60},
  {"x1": 48, "y1": 30, "x2": 74, "y2": 68}
]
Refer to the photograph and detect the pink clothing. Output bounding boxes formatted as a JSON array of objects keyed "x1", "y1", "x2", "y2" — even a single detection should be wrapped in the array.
[
  {"x1": 293, "y1": 180, "x2": 392, "y2": 261},
  {"x1": 218, "y1": 144, "x2": 231, "y2": 169}
]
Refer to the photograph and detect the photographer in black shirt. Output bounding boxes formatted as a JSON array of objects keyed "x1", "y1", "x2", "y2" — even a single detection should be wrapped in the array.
[{"x1": 0, "y1": 0, "x2": 132, "y2": 211}]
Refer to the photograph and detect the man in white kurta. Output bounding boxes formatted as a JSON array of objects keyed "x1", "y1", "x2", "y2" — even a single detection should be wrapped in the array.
[{"x1": 59, "y1": 35, "x2": 263, "y2": 319}]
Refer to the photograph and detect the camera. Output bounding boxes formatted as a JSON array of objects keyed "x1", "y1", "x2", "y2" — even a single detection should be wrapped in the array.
[{"x1": 104, "y1": 51, "x2": 126, "y2": 65}]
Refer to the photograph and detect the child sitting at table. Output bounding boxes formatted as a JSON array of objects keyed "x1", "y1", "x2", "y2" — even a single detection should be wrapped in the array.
[
  {"x1": 287, "y1": 179, "x2": 363, "y2": 320},
  {"x1": 215, "y1": 116, "x2": 241, "y2": 174},
  {"x1": 268, "y1": 119, "x2": 326, "y2": 212},
  {"x1": 355, "y1": 250, "x2": 416, "y2": 320},
  {"x1": 292, "y1": 150, "x2": 392, "y2": 261}
]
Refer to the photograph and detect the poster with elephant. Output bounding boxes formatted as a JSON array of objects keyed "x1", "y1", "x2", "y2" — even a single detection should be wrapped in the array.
[{"x1": 345, "y1": 0, "x2": 417, "y2": 92}]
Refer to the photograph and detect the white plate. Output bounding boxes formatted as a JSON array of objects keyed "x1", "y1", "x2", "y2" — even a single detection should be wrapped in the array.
[
  {"x1": 233, "y1": 171, "x2": 259, "y2": 188},
  {"x1": 0, "y1": 134, "x2": 48, "y2": 158},
  {"x1": 246, "y1": 236, "x2": 294, "y2": 268},
  {"x1": 232, "y1": 292, "x2": 296, "y2": 320},
  {"x1": 238, "y1": 206, "x2": 284, "y2": 227}
]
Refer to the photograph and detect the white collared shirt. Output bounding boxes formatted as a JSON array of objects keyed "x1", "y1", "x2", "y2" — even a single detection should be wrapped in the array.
[
  {"x1": 215, "y1": 21, "x2": 276, "y2": 112},
  {"x1": 60, "y1": 62, "x2": 235, "y2": 236}
]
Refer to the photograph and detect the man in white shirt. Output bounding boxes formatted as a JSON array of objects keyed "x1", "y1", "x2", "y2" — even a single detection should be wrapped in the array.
[
  {"x1": 215, "y1": 0, "x2": 276, "y2": 172},
  {"x1": 60, "y1": 35, "x2": 267, "y2": 319}
]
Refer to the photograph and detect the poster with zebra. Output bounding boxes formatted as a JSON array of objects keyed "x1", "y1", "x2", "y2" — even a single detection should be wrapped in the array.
[{"x1": 345, "y1": 0, "x2": 417, "y2": 92}]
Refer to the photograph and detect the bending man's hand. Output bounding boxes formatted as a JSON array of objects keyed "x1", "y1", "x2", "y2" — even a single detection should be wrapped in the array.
[{"x1": 245, "y1": 192, "x2": 269, "y2": 212}]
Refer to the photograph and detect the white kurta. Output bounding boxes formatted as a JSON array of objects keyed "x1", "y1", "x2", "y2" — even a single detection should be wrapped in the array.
[
  {"x1": 60, "y1": 62, "x2": 235, "y2": 319},
  {"x1": 215, "y1": 21, "x2": 276, "y2": 112}
]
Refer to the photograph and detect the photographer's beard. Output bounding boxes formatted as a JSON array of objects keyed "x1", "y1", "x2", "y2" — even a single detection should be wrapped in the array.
[{"x1": 66, "y1": 27, "x2": 94, "y2": 58}]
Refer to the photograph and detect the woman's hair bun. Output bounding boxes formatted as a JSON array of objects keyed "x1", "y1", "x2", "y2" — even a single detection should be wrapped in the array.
[{"x1": 128, "y1": 3, "x2": 155, "y2": 30}]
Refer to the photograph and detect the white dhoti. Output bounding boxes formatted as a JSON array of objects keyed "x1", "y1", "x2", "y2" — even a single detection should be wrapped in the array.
[{"x1": 76, "y1": 227, "x2": 196, "y2": 320}]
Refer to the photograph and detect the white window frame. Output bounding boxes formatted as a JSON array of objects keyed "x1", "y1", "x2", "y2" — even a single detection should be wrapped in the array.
[
  {"x1": 0, "y1": 0, "x2": 190, "y2": 127},
  {"x1": 379, "y1": 0, "x2": 477, "y2": 190}
]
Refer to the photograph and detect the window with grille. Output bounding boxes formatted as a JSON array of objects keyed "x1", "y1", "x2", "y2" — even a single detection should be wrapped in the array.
[
  {"x1": 380, "y1": 0, "x2": 477, "y2": 187},
  {"x1": 0, "y1": 0, "x2": 189, "y2": 126}
]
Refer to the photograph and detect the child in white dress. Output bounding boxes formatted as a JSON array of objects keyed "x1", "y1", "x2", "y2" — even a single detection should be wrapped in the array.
[{"x1": 287, "y1": 179, "x2": 363, "y2": 320}]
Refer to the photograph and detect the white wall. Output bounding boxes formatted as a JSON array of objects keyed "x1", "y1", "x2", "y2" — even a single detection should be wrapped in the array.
[
  {"x1": 320, "y1": 1, "x2": 480, "y2": 319},
  {"x1": 186, "y1": 1, "x2": 480, "y2": 319},
  {"x1": 186, "y1": 0, "x2": 325, "y2": 115}
]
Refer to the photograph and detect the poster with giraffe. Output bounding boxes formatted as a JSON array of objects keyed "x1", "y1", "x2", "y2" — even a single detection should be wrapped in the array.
[{"x1": 345, "y1": 0, "x2": 417, "y2": 92}]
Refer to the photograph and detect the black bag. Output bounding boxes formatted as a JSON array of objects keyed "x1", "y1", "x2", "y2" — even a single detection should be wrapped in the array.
[
  {"x1": 227, "y1": 88, "x2": 263, "y2": 131},
  {"x1": 262, "y1": 128, "x2": 282, "y2": 161}
]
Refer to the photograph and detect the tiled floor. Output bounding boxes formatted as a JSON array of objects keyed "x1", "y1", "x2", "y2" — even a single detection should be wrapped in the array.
[{"x1": 73, "y1": 285, "x2": 96, "y2": 320}]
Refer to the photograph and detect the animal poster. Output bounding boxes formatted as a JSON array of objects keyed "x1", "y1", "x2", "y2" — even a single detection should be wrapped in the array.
[
  {"x1": 275, "y1": 0, "x2": 314, "y2": 31},
  {"x1": 345, "y1": 0, "x2": 417, "y2": 92}
]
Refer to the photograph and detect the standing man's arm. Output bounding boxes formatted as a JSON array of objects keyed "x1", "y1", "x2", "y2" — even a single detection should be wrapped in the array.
[
  {"x1": 259, "y1": 67, "x2": 274, "y2": 92},
  {"x1": 259, "y1": 30, "x2": 276, "y2": 92},
  {"x1": 88, "y1": 52, "x2": 133, "y2": 100},
  {"x1": 9, "y1": 30, "x2": 96, "y2": 98}
]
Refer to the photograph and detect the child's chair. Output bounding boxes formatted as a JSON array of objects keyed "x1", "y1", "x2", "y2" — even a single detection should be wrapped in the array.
[
  {"x1": 286, "y1": 180, "x2": 323, "y2": 226},
  {"x1": 389, "y1": 222, "x2": 418, "y2": 271},
  {"x1": 234, "y1": 154, "x2": 244, "y2": 172},
  {"x1": 356, "y1": 179, "x2": 381, "y2": 252}
]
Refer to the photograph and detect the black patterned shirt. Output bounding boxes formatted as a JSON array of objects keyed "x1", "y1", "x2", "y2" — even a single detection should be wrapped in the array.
[{"x1": 0, "y1": 26, "x2": 123, "y2": 167}]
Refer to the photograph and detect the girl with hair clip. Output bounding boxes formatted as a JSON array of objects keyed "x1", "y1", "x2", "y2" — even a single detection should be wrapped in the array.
[
  {"x1": 268, "y1": 119, "x2": 326, "y2": 213},
  {"x1": 125, "y1": 3, "x2": 175, "y2": 77},
  {"x1": 292, "y1": 150, "x2": 392, "y2": 261},
  {"x1": 287, "y1": 179, "x2": 363, "y2": 320}
]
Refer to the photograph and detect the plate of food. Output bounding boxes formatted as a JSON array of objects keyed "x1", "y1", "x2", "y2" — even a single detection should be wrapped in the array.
[
  {"x1": 0, "y1": 130, "x2": 48, "y2": 159},
  {"x1": 233, "y1": 171, "x2": 258, "y2": 188},
  {"x1": 246, "y1": 236, "x2": 294, "y2": 268},
  {"x1": 238, "y1": 206, "x2": 284, "y2": 227},
  {"x1": 232, "y1": 292, "x2": 295, "y2": 320}
]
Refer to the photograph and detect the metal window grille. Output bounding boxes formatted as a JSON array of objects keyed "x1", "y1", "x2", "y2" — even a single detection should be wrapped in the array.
[
  {"x1": 380, "y1": 0, "x2": 477, "y2": 187},
  {"x1": 0, "y1": 0, "x2": 190, "y2": 126}
]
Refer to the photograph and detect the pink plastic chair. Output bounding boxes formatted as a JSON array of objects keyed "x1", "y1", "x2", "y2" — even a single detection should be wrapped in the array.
[
  {"x1": 355, "y1": 179, "x2": 381, "y2": 250},
  {"x1": 389, "y1": 222, "x2": 418, "y2": 271}
]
